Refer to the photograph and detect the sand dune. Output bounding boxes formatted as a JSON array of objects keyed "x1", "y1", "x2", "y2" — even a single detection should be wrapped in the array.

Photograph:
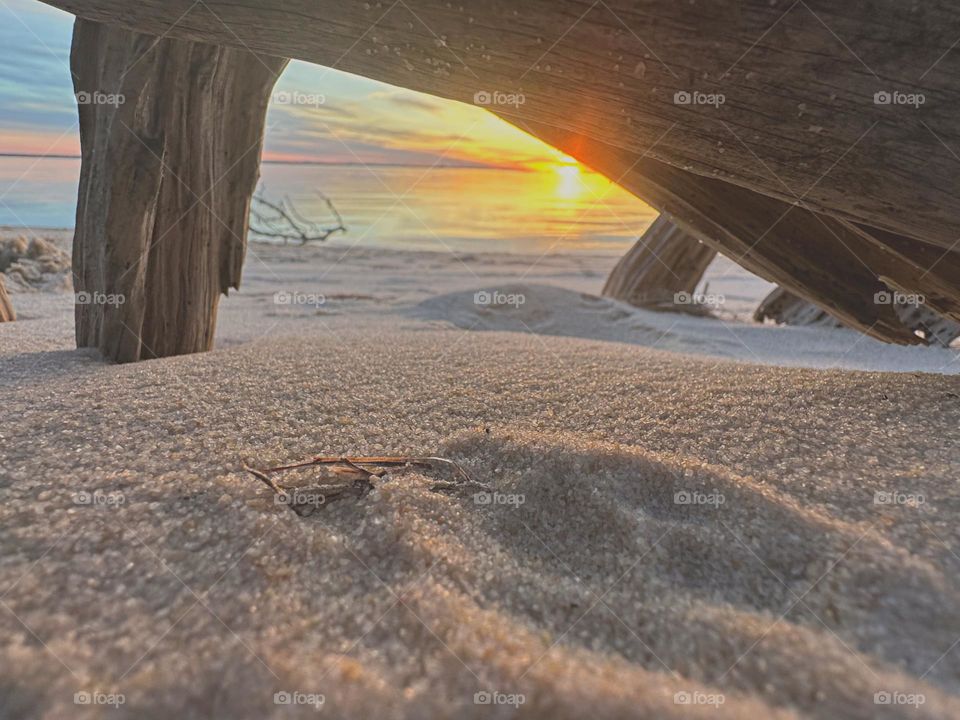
[{"x1": 2, "y1": 237, "x2": 960, "y2": 718}]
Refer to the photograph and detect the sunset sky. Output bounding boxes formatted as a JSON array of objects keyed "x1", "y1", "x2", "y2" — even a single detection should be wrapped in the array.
[{"x1": 0, "y1": 0, "x2": 572, "y2": 169}]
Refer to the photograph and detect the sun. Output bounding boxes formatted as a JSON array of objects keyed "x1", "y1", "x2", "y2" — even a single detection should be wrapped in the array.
[
  {"x1": 549, "y1": 153, "x2": 586, "y2": 198},
  {"x1": 553, "y1": 154, "x2": 582, "y2": 178}
]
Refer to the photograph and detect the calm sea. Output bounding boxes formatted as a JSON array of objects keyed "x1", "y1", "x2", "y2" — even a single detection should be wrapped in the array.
[{"x1": 0, "y1": 156, "x2": 656, "y2": 254}]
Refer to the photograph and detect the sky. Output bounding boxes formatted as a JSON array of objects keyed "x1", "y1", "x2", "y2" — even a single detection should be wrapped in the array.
[{"x1": 0, "y1": 0, "x2": 571, "y2": 169}]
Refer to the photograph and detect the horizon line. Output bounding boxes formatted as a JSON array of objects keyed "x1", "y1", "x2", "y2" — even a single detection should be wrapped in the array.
[{"x1": 0, "y1": 152, "x2": 527, "y2": 171}]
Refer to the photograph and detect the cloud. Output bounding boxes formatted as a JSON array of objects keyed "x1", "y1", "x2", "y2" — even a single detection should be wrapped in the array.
[
  {"x1": 0, "y1": 10, "x2": 560, "y2": 171},
  {"x1": 382, "y1": 93, "x2": 446, "y2": 115}
]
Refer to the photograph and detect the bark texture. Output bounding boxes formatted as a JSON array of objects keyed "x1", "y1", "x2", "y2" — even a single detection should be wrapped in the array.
[
  {"x1": 71, "y1": 19, "x2": 286, "y2": 362},
  {"x1": 39, "y1": 0, "x2": 960, "y2": 248},
  {"x1": 0, "y1": 275, "x2": 14, "y2": 323},
  {"x1": 602, "y1": 217, "x2": 716, "y2": 311}
]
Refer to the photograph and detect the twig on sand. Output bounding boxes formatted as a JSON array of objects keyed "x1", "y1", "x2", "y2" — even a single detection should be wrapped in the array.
[
  {"x1": 263, "y1": 455, "x2": 475, "y2": 483},
  {"x1": 244, "y1": 455, "x2": 488, "y2": 516},
  {"x1": 243, "y1": 464, "x2": 285, "y2": 494},
  {"x1": 244, "y1": 462, "x2": 373, "y2": 516}
]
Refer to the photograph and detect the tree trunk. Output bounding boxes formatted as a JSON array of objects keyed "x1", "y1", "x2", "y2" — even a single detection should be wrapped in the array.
[
  {"x1": 39, "y1": 0, "x2": 960, "y2": 248},
  {"x1": 0, "y1": 275, "x2": 14, "y2": 322},
  {"x1": 70, "y1": 19, "x2": 287, "y2": 362},
  {"x1": 602, "y1": 217, "x2": 716, "y2": 312}
]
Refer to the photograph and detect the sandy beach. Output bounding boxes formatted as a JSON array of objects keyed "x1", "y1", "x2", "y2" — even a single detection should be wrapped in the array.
[{"x1": 2, "y1": 231, "x2": 959, "y2": 718}]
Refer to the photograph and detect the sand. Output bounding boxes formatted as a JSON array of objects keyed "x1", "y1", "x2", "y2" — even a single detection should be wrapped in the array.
[{"x1": 2, "y1": 233, "x2": 960, "y2": 719}]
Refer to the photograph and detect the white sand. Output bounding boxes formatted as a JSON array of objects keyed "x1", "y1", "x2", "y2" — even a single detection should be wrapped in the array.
[{"x1": 2, "y1": 232, "x2": 960, "y2": 719}]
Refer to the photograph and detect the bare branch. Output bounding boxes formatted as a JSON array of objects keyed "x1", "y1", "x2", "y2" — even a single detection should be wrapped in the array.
[{"x1": 249, "y1": 185, "x2": 347, "y2": 245}]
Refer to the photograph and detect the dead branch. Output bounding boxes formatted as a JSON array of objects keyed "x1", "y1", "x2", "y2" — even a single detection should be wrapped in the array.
[{"x1": 249, "y1": 186, "x2": 346, "y2": 245}]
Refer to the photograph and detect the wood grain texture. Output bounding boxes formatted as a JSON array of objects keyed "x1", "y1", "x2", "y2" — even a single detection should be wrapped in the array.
[
  {"x1": 602, "y1": 216, "x2": 716, "y2": 311},
  {"x1": 70, "y1": 19, "x2": 286, "y2": 362},
  {"x1": 41, "y1": 0, "x2": 960, "y2": 247}
]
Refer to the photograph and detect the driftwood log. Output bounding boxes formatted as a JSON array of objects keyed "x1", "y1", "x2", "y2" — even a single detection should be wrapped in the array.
[
  {"x1": 32, "y1": 1, "x2": 960, "y2": 357},
  {"x1": 756, "y1": 286, "x2": 960, "y2": 347},
  {"x1": 41, "y1": 0, "x2": 960, "y2": 248},
  {"x1": 0, "y1": 275, "x2": 14, "y2": 323},
  {"x1": 602, "y1": 216, "x2": 716, "y2": 312},
  {"x1": 71, "y1": 20, "x2": 285, "y2": 362}
]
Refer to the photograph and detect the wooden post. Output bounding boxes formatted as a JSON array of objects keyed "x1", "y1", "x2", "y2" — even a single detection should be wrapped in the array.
[
  {"x1": 602, "y1": 216, "x2": 717, "y2": 311},
  {"x1": 70, "y1": 19, "x2": 287, "y2": 362},
  {"x1": 0, "y1": 275, "x2": 14, "y2": 322}
]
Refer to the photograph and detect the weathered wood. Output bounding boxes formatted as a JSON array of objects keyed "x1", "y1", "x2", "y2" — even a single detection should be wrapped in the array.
[
  {"x1": 40, "y1": 0, "x2": 960, "y2": 248},
  {"x1": 756, "y1": 286, "x2": 960, "y2": 347},
  {"x1": 842, "y1": 222, "x2": 960, "y2": 324},
  {"x1": 0, "y1": 275, "x2": 15, "y2": 323},
  {"x1": 602, "y1": 216, "x2": 717, "y2": 312},
  {"x1": 71, "y1": 19, "x2": 286, "y2": 362},
  {"x1": 754, "y1": 287, "x2": 843, "y2": 329},
  {"x1": 894, "y1": 304, "x2": 960, "y2": 348},
  {"x1": 522, "y1": 121, "x2": 924, "y2": 344}
]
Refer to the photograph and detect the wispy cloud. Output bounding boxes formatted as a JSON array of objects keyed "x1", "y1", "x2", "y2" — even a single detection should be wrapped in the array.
[{"x1": 0, "y1": 5, "x2": 562, "y2": 169}]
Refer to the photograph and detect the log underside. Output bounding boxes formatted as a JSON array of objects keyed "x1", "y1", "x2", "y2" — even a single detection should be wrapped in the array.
[
  {"x1": 38, "y1": 2, "x2": 960, "y2": 356},
  {"x1": 602, "y1": 216, "x2": 716, "y2": 312},
  {"x1": 71, "y1": 20, "x2": 285, "y2": 362}
]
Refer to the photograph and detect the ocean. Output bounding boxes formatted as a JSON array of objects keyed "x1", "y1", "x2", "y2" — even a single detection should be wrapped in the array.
[{"x1": 0, "y1": 156, "x2": 657, "y2": 255}]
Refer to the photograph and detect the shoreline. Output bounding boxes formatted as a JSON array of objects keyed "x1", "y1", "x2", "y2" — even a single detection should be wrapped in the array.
[{"x1": 2, "y1": 228, "x2": 957, "y2": 374}]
